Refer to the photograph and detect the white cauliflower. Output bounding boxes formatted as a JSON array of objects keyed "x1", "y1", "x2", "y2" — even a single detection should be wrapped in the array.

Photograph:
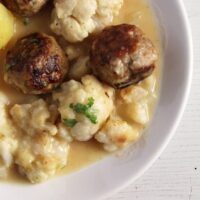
[
  {"x1": 117, "y1": 85, "x2": 150, "y2": 126},
  {"x1": 9, "y1": 98, "x2": 70, "y2": 183},
  {"x1": 96, "y1": 84, "x2": 151, "y2": 152},
  {"x1": 122, "y1": 102, "x2": 149, "y2": 125},
  {"x1": 57, "y1": 123, "x2": 74, "y2": 142},
  {"x1": 95, "y1": 116, "x2": 139, "y2": 152},
  {"x1": 15, "y1": 132, "x2": 70, "y2": 183},
  {"x1": 51, "y1": 0, "x2": 124, "y2": 42},
  {"x1": 118, "y1": 85, "x2": 148, "y2": 103},
  {"x1": 0, "y1": 92, "x2": 18, "y2": 177},
  {"x1": 0, "y1": 135, "x2": 18, "y2": 168},
  {"x1": 0, "y1": 92, "x2": 16, "y2": 137},
  {"x1": 10, "y1": 99, "x2": 58, "y2": 136},
  {"x1": 53, "y1": 75, "x2": 114, "y2": 141}
]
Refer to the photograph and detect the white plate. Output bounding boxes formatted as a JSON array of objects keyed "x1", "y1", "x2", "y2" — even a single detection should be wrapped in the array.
[{"x1": 0, "y1": 0, "x2": 193, "y2": 199}]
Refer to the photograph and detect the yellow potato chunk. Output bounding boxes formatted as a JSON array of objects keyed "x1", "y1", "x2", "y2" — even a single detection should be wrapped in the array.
[{"x1": 0, "y1": 3, "x2": 14, "y2": 49}]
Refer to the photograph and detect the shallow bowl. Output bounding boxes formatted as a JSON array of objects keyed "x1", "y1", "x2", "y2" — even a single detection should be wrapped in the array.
[{"x1": 0, "y1": 0, "x2": 193, "y2": 199}]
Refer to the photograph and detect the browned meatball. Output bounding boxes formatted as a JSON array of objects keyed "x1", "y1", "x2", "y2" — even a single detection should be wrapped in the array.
[
  {"x1": 4, "y1": 33, "x2": 68, "y2": 94},
  {"x1": 3, "y1": 0, "x2": 48, "y2": 16},
  {"x1": 90, "y1": 24, "x2": 158, "y2": 89}
]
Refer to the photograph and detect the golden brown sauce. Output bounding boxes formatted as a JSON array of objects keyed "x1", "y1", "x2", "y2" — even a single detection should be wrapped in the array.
[
  {"x1": 0, "y1": 0, "x2": 161, "y2": 182},
  {"x1": 60, "y1": 140, "x2": 107, "y2": 175}
]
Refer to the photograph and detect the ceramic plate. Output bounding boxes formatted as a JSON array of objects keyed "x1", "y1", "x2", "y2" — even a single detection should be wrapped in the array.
[{"x1": 0, "y1": 0, "x2": 193, "y2": 199}]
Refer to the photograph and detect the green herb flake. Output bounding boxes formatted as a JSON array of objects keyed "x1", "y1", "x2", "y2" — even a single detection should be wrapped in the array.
[
  {"x1": 63, "y1": 118, "x2": 78, "y2": 128},
  {"x1": 87, "y1": 97, "x2": 94, "y2": 108},
  {"x1": 69, "y1": 97, "x2": 98, "y2": 124},
  {"x1": 71, "y1": 103, "x2": 88, "y2": 113}
]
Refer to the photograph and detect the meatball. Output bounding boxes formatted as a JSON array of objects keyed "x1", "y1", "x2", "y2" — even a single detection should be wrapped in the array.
[
  {"x1": 3, "y1": 0, "x2": 48, "y2": 17},
  {"x1": 90, "y1": 24, "x2": 158, "y2": 89},
  {"x1": 4, "y1": 33, "x2": 68, "y2": 94}
]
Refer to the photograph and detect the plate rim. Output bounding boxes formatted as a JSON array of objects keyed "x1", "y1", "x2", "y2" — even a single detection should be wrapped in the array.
[{"x1": 0, "y1": 0, "x2": 193, "y2": 199}]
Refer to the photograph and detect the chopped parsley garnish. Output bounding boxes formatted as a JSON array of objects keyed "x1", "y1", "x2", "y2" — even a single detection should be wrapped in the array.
[
  {"x1": 87, "y1": 97, "x2": 94, "y2": 108},
  {"x1": 63, "y1": 118, "x2": 78, "y2": 128},
  {"x1": 70, "y1": 97, "x2": 98, "y2": 124},
  {"x1": 84, "y1": 110, "x2": 97, "y2": 124}
]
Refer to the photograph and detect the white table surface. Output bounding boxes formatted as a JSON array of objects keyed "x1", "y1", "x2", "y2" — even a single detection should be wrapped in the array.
[{"x1": 107, "y1": 0, "x2": 200, "y2": 199}]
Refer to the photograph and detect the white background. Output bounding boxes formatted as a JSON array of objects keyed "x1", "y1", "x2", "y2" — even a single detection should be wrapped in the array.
[{"x1": 107, "y1": 0, "x2": 200, "y2": 199}]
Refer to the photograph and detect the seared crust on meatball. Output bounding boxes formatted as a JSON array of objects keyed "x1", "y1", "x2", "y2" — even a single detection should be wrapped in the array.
[
  {"x1": 3, "y1": 0, "x2": 48, "y2": 16},
  {"x1": 90, "y1": 24, "x2": 158, "y2": 88},
  {"x1": 4, "y1": 33, "x2": 68, "y2": 94}
]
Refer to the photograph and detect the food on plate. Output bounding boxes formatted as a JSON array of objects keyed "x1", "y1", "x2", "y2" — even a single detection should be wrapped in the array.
[
  {"x1": 90, "y1": 24, "x2": 158, "y2": 88},
  {"x1": 0, "y1": 3, "x2": 15, "y2": 49},
  {"x1": 0, "y1": 92, "x2": 19, "y2": 178},
  {"x1": 67, "y1": 56, "x2": 91, "y2": 80},
  {"x1": 15, "y1": 132, "x2": 69, "y2": 183},
  {"x1": 95, "y1": 117, "x2": 139, "y2": 152},
  {"x1": 4, "y1": 33, "x2": 68, "y2": 94},
  {"x1": 0, "y1": 0, "x2": 161, "y2": 183},
  {"x1": 116, "y1": 85, "x2": 150, "y2": 125},
  {"x1": 51, "y1": 0, "x2": 123, "y2": 42},
  {"x1": 10, "y1": 99, "x2": 59, "y2": 136},
  {"x1": 3, "y1": 0, "x2": 49, "y2": 17},
  {"x1": 9, "y1": 99, "x2": 70, "y2": 183},
  {"x1": 53, "y1": 75, "x2": 114, "y2": 141}
]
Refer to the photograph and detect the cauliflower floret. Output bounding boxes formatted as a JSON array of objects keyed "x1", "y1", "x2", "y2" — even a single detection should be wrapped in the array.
[
  {"x1": 57, "y1": 123, "x2": 73, "y2": 142},
  {"x1": 0, "y1": 92, "x2": 16, "y2": 137},
  {"x1": 117, "y1": 85, "x2": 150, "y2": 126},
  {"x1": 0, "y1": 92, "x2": 18, "y2": 177},
  {"x1": 95, "y1": 117, "x2": 139, "y2": 152},
  {"x1": 51, "y1": 0, "x2": 124, "y2": 42},
  {"x1": 15, "y1": 132, "x2": 70, "y2": 183},
  {"x1": 53, "y1": 75, "x2": 114, "y2": 141},
  {"x1": 122, "y1": 102, "x2": 149, "y2": 125},
  {"x1": 10, "y1": 99, "x2": 58, "y2": 136},
  {"x1": 9, "y1": 99, "x2": 70, "y2": 183}
]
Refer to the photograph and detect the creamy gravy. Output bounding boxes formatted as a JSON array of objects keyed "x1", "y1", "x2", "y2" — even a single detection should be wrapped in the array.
[{"x1": 0, "y1": 0, "x2": 161, "y2": 182}]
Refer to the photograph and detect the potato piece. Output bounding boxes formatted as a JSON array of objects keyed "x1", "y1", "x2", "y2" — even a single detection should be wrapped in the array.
[{"x1": 0, "y1": 3, "x2": 14, "y2": 49}]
